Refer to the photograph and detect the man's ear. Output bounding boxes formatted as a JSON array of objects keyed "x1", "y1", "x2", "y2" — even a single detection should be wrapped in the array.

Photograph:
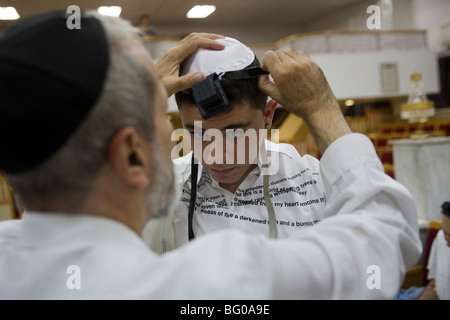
[
  {"x1": 107, "y1": 127, "x2": 150, "y2": 188},
  {"x1": 264, "y1": 99, "x2": 278, "y2": 125}
]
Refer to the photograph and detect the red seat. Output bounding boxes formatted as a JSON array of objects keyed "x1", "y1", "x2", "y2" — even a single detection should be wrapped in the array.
[
  {"x1": 376, "y1": 137, "x2": 387, "y2": 147},
  {"x1": 438, "y1": 123, "x2": 450, "y2": 136},
  {"x1": 395, "y1": 126, "x2": 405, "y2": 133},
  {"x1": 385, "y1": 170, "x2": 395, "y2": 179},
  {"x1": 383, "y1": 164, "x2": 395, "y2": 179},
  {"x1": 380, "y1": 150, "x2": 393, "y2": 164}
]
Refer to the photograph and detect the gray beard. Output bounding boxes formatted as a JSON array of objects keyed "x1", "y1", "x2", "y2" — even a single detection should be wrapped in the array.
[{"x1": 146, "y1": 156, "x2": 179, "y2": 220}]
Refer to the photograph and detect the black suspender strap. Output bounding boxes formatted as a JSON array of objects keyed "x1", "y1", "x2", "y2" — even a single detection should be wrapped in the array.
[{"x1": 188, "y1": 153, "x2": 198, "y2": 241}]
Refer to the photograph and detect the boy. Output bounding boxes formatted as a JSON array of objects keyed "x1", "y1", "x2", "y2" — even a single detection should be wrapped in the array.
[{"x1": 145, "y1": 37, "x2": 328, "y2": 252}]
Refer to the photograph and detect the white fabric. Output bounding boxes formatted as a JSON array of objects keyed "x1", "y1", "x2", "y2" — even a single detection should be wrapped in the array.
[
  {"x1": 0, "y1": 133, "x2": 422, "y2": 299},
  {"x1": 426, "y1": 229, "x2": 450, "y2": 300},
  {"x1": 180, "y1": 37, "x2": 255, "y2": 76},
  {"x1": 145, "y1": 140, "x2": 327, "y2": 252}
]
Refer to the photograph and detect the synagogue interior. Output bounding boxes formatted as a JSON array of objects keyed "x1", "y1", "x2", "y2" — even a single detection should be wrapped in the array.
[{"x1": 0, "y1": 0, "x2": 449, "y2": 294}]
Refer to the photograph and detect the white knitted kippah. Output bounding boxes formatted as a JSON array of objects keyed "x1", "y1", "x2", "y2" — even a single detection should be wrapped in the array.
[{"x1": 180, "y1": 37, "x2": 255, "y2": 76}]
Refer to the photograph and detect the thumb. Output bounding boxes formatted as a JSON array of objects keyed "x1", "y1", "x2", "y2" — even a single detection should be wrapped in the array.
[
  {"x1": 258, "y1": 74, "x2": 281, "y2": 102},
  {"x1": 172, "y1": 72, "x2": 206, "y2": 94}
]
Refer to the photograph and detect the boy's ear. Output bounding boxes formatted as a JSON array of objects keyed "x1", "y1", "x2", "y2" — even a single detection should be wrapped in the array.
[
  {"x1": 107, "y1": 127, "x2": 150, "y2": 188},
  {"x1": 264, "y1": 99, "x2": 278, "y2": 124}
]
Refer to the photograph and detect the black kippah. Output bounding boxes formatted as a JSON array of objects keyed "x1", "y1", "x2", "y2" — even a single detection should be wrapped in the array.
[{"x1": 0, "y1": 10, "x2": 109, "y2": 174}]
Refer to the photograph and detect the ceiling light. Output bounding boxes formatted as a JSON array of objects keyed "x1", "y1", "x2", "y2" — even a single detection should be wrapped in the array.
[
  {"x1": 187, "y1": 5, "x2": 216, "y2": 19},
  {"x1": 98, "y1": 6, "x2": 122, "y2": 17},
  {"x1": 0, "y1": 7, "x2": 20, "y2": 20}
]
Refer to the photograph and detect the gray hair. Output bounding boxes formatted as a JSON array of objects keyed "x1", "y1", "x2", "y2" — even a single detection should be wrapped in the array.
[{"x1": 7, "y1": 12, "x2": 156, "y2": 210}]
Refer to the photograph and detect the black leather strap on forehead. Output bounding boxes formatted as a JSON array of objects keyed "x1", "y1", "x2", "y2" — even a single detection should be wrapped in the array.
[{"x1": 190, "y1": 67, "x2": 269, "y2": 120}]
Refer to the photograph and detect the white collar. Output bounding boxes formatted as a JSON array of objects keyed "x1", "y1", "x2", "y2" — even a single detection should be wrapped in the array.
[{"x1": 18, "y1": 211, "x2": 149, "y2": 251}]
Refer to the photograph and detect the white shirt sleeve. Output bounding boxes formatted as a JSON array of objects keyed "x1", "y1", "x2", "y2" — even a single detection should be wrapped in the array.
[
  {"x1": 426, "y1": 230, "x2": 439, "y2": 281},
  {"x1": 145, "y1": 133, "x2": 422, "y2": 299},
  {"x1": 266, "y1": 133, "x2": 422, "y2": 299}
]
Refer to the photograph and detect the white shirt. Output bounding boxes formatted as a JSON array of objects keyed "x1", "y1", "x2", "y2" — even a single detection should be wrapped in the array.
[
  {"x1": 0, "y1": 133, "x2": 422, "y2": 299},
  {"x1": 426, "y1": 229, "x2": 450, "y2": 300},
  {"x1": 145, "y1": 140, "x2": 327, "y2": 252}
]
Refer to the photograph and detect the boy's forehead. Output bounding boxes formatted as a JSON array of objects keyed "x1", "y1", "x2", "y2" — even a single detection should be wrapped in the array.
[{"x1": 180, "y1": 103, "x2": 258, "y2": 127}]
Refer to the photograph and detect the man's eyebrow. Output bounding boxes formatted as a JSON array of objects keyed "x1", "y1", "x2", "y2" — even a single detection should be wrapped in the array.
[{"x1": 185, "y1": 122, "x2": 252, "y2": 131}]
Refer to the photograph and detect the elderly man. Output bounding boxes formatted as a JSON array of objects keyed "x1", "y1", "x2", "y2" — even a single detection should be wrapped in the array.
[{"x1": 0, "y1": 10, "x2": 421, "y2": 299}]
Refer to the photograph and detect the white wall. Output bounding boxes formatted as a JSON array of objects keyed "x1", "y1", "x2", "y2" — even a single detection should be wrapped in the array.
[
  {"x1": 410, "y1": 0, "x2": 450, "y2": 52},
  {"x1": 392, "y1": 0, "x2": 414, "y2": 29},
  {"x1": 301, "y1": 0, "x2": 450, "y2": 53},
  {"x1": 155, "y1": 24, "x2": 304, "y2": 45},
  {"x1": 312, "y1": 51, "x2": 439, "y2": 100},
  {"x1": 165, "y1": 50, "x2": 440, "y2": 113},
  {"x1": 302, "y1": 0, "x2": 375, "y2": 32}
]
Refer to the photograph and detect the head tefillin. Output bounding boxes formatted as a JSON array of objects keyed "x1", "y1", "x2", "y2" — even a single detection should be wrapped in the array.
[
  {"x1": 188, "y1": 67, "x2": 268, "y2": 120},
  {"x1": 179, "y1": 37, "x2": 268, "y2": 120}
]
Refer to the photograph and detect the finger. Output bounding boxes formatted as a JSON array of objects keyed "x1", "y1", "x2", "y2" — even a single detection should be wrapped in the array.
[
  {"x1": 276, "y1": 49, "x2": 303, "y2": 64},
  {"x1": 167, "y1": 72, "x2": 206, "y2": 96},
  {"x1": 275, "y1": 50, "x2": 288, "y2": 63},
  {"x1": 156, "y1": 35, "x2": 224, "y2": 76},
  {"x1": 261, "y1": 51, "x2": 281, "y2": 72},
  {"x1": 169, "y1": 35, "x2": 225, "y2": 64},
  {"x1": 283, "y1": 48, "x2": 299, "y2": 60},
  {"x1": 181, "y1": 32, "x2": 225, "y2": 42},
  {"x1": 258, "y1": 74, "x2": 281, "y2": 102}
]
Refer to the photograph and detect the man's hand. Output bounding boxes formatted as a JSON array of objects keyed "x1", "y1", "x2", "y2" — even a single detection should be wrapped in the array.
[
  {"x1": 417, "y1": 279, "x2": 439, "y2": 300},
  {"x1": 258, "y1": 50, "x2": 335, "y2": 121},
  {"x1": 156, "y1": 33, "x2": 225, "y2": 97},
  {"x1": 258, "y1": 49, "x2": 352, "y2": 154}
]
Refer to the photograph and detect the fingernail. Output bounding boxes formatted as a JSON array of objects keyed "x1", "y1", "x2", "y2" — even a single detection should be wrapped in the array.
[{"x1": 194, "y1": 72, "x2": 205, "y2": 83}]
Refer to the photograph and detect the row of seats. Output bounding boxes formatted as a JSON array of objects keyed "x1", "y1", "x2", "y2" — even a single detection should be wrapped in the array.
[
  {"x1": 380, "y1": 120, "x2": 450, "y2": 136},
  {"x1": 369, "y1": 130, "x2": 448, "y2": 148}
]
